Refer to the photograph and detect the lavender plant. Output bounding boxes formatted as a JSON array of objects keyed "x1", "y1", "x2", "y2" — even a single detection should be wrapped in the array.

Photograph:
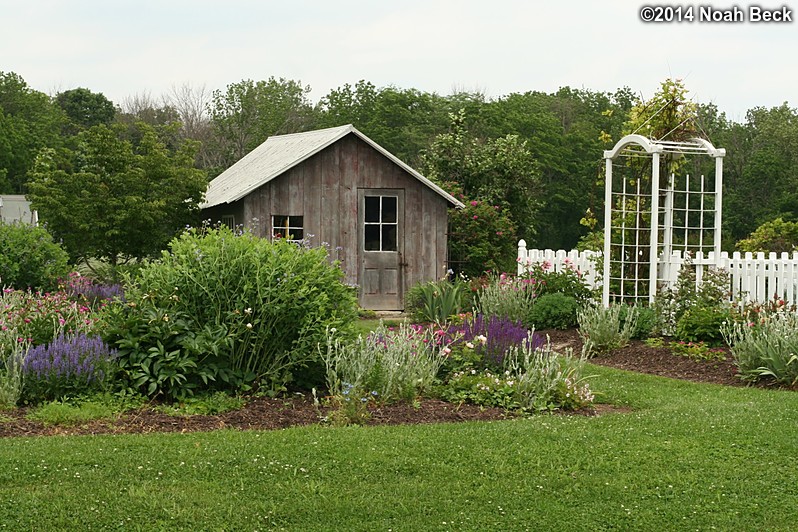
[
  {"x1": 444, "y1": 314, "x2": 540, "y2": 369},
  {"x1": 21, "y1": 333, "x2": 117, "y2": 402},
  {"x1": 62, "y1": 272, "x2": 124, "y2": 306}
]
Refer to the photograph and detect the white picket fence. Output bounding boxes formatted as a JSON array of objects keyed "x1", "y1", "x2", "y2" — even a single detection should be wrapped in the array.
[
  {"x1": 516, "y1": 240, "x2": 602, "y2": 289},
  {"x1": 517, "y1": 239, "x2": 798, "y2": 304}
]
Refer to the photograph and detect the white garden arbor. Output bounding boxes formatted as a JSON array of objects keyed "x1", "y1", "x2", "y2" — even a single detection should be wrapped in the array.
[{"x1": 602, "y1": 134, "x2": 726, "y2": 306}]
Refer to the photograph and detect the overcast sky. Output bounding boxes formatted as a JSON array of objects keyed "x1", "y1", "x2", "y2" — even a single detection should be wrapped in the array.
[{"x1": 2, "y1": 0, "x2": 795, "y2": 122}]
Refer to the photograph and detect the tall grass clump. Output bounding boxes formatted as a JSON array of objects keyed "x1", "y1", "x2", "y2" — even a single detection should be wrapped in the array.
[
  {"x1": 578, "y1": 303, "x2": 638, "y2": 357},
  {"x1": 323, "y1": 322, "x2": 448, "y2": 404},
  {"x1": 722, "y1": 312, "x2": 798, "y2": 385},
  {"x1": 108, "y1": 225, "x2": 358, "y2": 398},
  {"x1": 476, "y1": 273, "x2": 537, "y2": 322}
]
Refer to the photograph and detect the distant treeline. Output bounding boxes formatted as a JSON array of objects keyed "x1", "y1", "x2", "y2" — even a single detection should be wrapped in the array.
[{"x1": 1, "y1": 72, "x2": 794, "y2": 250}]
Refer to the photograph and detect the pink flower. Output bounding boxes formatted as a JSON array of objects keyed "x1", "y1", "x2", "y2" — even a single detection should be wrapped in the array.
[
  {"x1": 470, "y1": 200, "x2": 478, "y2": 207},
  {"x1": 472, "y1": 215, "x2": 478, "y2": 220}
]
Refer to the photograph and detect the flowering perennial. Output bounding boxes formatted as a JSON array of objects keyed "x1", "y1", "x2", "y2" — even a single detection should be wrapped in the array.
[{"x1": 21, "y1": 333, "x2": 117, "y2": 402}]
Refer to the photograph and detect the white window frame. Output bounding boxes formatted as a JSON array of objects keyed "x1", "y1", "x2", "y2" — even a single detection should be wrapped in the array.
[
  {"x1": 272, "y1": 215, "x2": 304, "y2": 242},
  {"x1": 364, "y1": 195, "x2": 398, "y2": 252}
]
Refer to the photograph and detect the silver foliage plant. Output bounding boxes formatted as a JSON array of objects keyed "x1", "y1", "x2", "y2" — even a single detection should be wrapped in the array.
[
  {"x1": 722, "y1": 312, "x2": 798, "y2": 385},
  {"x1": 323, "y1": 322, "x2": 449, "y2": 403},
  {"x1": 577, "y1": 303, "x2": 638, "y2": 357},
  {"x1": 503, "y1": 332, "x2": 594, "y2": 411}
]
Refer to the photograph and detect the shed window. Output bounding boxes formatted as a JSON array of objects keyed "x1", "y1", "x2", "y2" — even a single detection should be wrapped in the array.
[
  {"x1": 364, "y1": 196, "x2": 398, "y2": 252},
  {"x1": 272, "y1": 215, "x2": 304, "y2": 241}
]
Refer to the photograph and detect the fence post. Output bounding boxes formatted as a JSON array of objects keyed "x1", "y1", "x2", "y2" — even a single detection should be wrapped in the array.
[{"x1": 517, "y1": 239, "x2": 527, "y2": 276}]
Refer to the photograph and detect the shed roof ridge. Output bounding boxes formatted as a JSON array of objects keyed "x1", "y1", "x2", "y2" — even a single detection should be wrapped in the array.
[{"x1": 202, "y1": 125, "x2": 463, "y2": 209}]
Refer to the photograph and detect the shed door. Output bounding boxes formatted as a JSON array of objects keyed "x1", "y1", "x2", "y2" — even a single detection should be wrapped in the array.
[{"x1": 359, "y1": 189, "x2": 404, "y2": 310}]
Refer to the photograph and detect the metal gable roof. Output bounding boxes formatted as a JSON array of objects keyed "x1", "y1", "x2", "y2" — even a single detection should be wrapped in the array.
[{"x1": 202, "y1": 124, "x2": 464, "y2": 209}]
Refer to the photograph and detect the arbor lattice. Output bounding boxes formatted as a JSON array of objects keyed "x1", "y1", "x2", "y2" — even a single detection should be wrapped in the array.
[{"x1": 602, "y1": 134, "x2": 726, "y2": 306}]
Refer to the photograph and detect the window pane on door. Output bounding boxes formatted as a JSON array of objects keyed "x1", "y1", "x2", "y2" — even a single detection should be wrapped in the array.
[
  {"x1": 382, "y1": 225, "x2": 397, "y2": 251},
  {"x1": 365, "y1": 196, "x2": 380, "y2": 223},
  {"x1": 382, "y1": 196, "x2": 397, "y2": 223},
  {"x1": 364, "y1": 224, "x2": 380, "y2": 251}
]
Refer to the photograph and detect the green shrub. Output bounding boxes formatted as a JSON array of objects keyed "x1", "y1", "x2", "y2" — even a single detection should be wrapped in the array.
[
  {"x1": 656, "y1": 257, "x2": 731, "y2": 335},
  {"x1": 527, "y1": 293, "x2": 579, "y2": 330},
  {"x1": 619, "y1": 305, "x2": 656, "y2": 339},
  {"x1": 155, "y1": 391, "x2": 246, "y2": 416},
  {"x1": 109, "y1": 225, "x2": 358, "y2": 396},
  {"x1": 526, "y1": 261, "x2": 593, "y2": 302},
  {"x1": 736, "y1": 217, "x2": 798, "y2": 253},
  {"x1": 674, "y1": 305, "x2": 728, "y2": 346},
  {"x1": 670, "y1": 341, "x2": 727, "y2": 361},
  {"x1": 108, "y1": 306, "x2": 234, "y2": 400},
  {"x1": 446, "y1": 196, "x2": 517, "y2": 278},
  {"x1": 0, "y1": 221, "x2": 70, "y2": 291},
  {"x1": 577, "y1": 304, "x2": 637, "y2": 357},
  {"x1": 23, "y1": 393, "x2": 143, "y2": 426}
]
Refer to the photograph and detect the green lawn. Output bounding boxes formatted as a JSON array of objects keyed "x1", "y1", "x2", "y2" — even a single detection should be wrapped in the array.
[{"x1": 1, "y1": 365, "x2": 797, "y2": 531}]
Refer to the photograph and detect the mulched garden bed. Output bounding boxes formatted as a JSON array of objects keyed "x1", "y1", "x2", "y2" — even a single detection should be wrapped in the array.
[{"x1": 0, "y1": 329, "x2": 781, "y2": 438}]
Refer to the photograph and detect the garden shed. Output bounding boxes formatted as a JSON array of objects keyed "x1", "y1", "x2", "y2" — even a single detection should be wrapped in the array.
[{"x1": 202, "y1": 124, "x2": 463, "y2": 310}]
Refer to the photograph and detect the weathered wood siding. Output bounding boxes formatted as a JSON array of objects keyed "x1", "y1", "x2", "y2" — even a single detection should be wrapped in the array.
[{"x1": 221, "y1": 133, "x2": 449, "y2": 308}]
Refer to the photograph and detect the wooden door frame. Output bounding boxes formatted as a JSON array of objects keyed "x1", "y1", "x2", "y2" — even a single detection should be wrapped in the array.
[{"x1": 357, "y1": 188, "x2": 405, "y2": 310}]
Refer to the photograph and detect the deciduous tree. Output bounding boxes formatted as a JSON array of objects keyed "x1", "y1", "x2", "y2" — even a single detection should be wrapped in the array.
[{"x1": 27, "y1": 122, "x2": 207, "y2": 266}]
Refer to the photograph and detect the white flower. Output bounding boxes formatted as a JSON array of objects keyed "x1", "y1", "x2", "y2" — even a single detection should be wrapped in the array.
[
  {"x1": 465, "y1": 342, "x2": 475, "y2": 349},
  {"x1": 244, "y1": 307, "x2": 252, "y2": 314},
  {"x1": 476, "y1": 335, "x2": 487, "y2": 344},
  {"x1": 246, "y1": 323, "x2": 253, "y2": 329}
]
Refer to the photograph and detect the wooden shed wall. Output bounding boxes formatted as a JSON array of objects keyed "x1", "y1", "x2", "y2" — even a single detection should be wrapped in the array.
[{"x1": 237, "y1": 134, "x2": 449, "y2": 302}]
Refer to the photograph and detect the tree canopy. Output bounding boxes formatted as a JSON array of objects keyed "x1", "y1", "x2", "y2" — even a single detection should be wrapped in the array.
[
  {"x1": 27, "y1": 122, "x2": 207, "y2": 265},
  {"x1": 2, "y1": 71, "x2": 798, "y2": 267}
]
